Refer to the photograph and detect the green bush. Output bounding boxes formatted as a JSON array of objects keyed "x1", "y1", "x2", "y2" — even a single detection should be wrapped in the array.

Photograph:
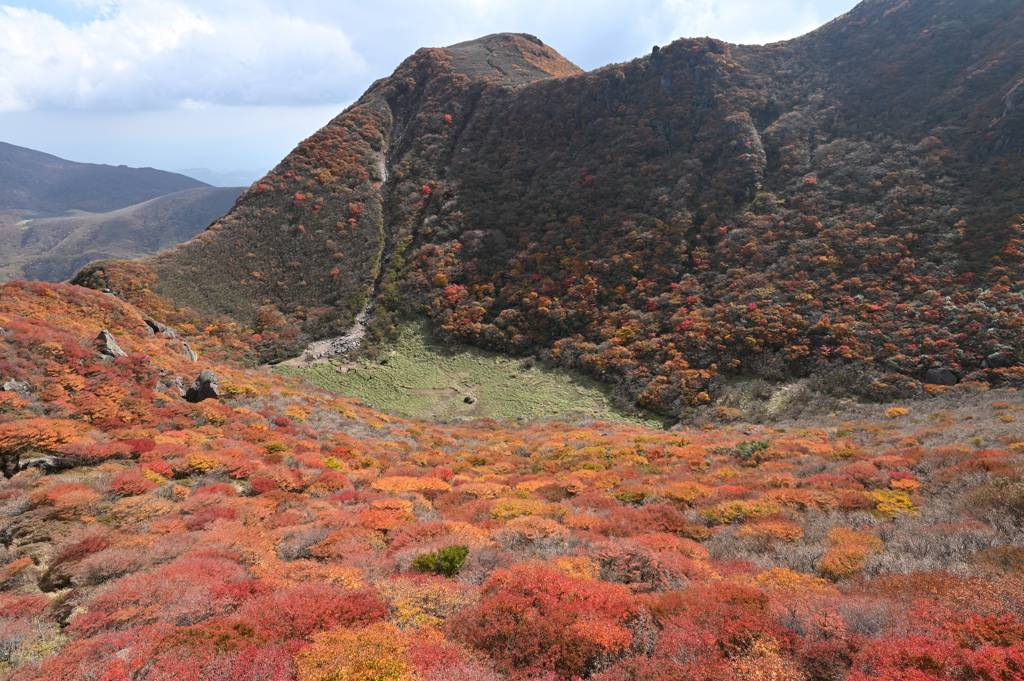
[
  {"x1": 411, "y1": 545, "x2": 469, "y2": 577},
  {"x1": 735, "y1": 440, "x2": 771, "y2": 461}
]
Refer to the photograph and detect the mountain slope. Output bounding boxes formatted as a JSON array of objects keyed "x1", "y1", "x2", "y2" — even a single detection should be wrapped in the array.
[
  {"x1": 0, "y1": 142, "x2": 210, "y2": 215},
  {"x1": 0, "y1": 187, "x2": 243, "y2": 283},
  {"x1": 3, "y1": 280, "x2": 1024, "y2": 681},
  {"x1": 80, "y1": 1, "x2": 1024, "y2": 417}
]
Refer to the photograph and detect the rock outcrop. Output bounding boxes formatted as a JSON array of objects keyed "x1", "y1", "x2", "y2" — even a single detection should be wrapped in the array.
[
  {"x1": 95, "y1": 330, "x2": 128, "y2": 359},
  {"x1": 185, "y1": 370, "x2": 221, "y2": 403},
  {"x1": 2, "y1": 380, "x2": 31, "y2": 400}
]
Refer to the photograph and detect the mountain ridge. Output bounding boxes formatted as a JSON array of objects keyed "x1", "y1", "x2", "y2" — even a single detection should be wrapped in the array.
[
  {"x1": 0, "y1": 141, "x2": 211, "y2": 215},
  {"x1": 3, "y1": 187, "x2": 243, "y2": 283},
  {"x1": 77, "y1": 0, "x2": 1024, "y2": 419}
]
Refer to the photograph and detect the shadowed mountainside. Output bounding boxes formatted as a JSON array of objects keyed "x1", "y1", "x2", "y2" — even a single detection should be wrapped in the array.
[
  {"x1": 0, "y1": 142, "x2": 210, "y2": 215},
  {"x1": 0, "y1": 187, "x2": 243, "y2": 283},
  {"x1": 78, "y1": 1, "x2": 1024, "y2": 418}
]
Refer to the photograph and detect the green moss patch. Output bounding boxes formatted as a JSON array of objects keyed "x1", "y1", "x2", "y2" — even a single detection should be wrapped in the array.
[{"x1": 276, "y1": 323, "x2": 662, "y2": 426}]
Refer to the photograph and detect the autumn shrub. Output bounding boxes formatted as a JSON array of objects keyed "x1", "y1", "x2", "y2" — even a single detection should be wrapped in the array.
[
  {"x1": 234, "y1": 583, "x2": 388, "y2": 641},
  {"x1": 452, "y1": 562, "x2": 636, "y2": 678},
  {"x1": 735, "y1": 516, "x2": 804, "y2": 544},
  {"x1": 296, "y1": 622, "x2": 414, "y2": 681},
  {"x1": 69, "y1": 555, "x2": 249, "y2": 635},
  {"x1": 109, "y1": 469, "x2": 157, "y2": 496},
  {"x1": 72, "y1": 547, "x2": 146, "y2": 586},
  {"x1": 818, "y1": 528, "x2": 884, "y2": 581},
  {"x1": 377, "y1": 574, "x2": 477, "y2": 629},
  {"x1": 184, "y1": 505, "x2": 238, "y2": 530}
]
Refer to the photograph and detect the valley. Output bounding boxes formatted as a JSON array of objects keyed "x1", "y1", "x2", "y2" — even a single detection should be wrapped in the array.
[{"x1": 276, "y1": 322, "x2": 663, "y2": 425}]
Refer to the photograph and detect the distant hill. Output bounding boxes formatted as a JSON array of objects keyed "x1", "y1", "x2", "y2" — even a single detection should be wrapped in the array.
[
  {"x1": 0, "y1": 187, "x2": 242, "y2": 283},
  {"x1": 177, "y1": 167, "x2": 266, "y2": 188},
  {"x1": 0, "y1": 142, "x2": 209, "y2": 215},
  {"x1": 80, "y1": 2, "x2": 1024, "y2": 418}
]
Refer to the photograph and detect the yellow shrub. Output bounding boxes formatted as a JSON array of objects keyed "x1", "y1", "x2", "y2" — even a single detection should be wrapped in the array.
[
  {"x1": 489, "y1": 498, "x2": 566, "y2": 520},
  {"x1": 818, "y1": 544, "x2": 872, "y2": 581},
  {"x1": 376, "y1": 576, "x2": 477, "y2": 629},
  {"x1": 890, "y1": 478, "x2": 920, "y2": 492},
  {"x1": 296, "y1": 622, "x2": 413, "y2": 681},
  {"x1": 323, "y1": 457, "x2": 348, "y2": 470},
  {"x1": 753, "y1": 567, "x2": 832, "y2": 592},
  {"x1": 827, "y1": 527, "x2": 883, "y2": 551},
  {"x1": 864, "y1": 489, "x2": 917, "y2": 518},
  {"x1": 885, "y1": 407, "x2": 909, "y2": 419},
  {"x1": 555, "y1": 555, "x2": 600, "y2": 580},
  {"x1": 188, "y1": 453, "x2": 221, "y2": 473},
  {"x1": 141, "y1": 468, "x2": 167, "y2": 485},
  {"x1": 372, "y1": 476, "x2": 451, "y2": 494},
  {"x1": 659, "y1": 481, "x2": 714, "y2": 505},
  {"x1": 818, "y1": 527, "x2": 884, "y2": 581},
  {"x1": 286, "y1": 405, "x2": 310, "y2": 422},
  {"x1": 700, "y1": 500, "x2": 781, "y2": 525}
]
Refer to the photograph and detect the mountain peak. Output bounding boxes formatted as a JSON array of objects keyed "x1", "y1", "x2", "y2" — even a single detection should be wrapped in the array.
[{"x1": 440, "y1": 32, "x2": 582, "y2": 85}]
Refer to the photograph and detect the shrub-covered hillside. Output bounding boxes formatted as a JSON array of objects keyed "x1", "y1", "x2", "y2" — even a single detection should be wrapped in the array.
[
  {"x1": 2, "y1": 280, "x2": 1024, "y2": 680},
  {"x1": 77, "y1": 0, "x2": 1024, "y2": 419}
]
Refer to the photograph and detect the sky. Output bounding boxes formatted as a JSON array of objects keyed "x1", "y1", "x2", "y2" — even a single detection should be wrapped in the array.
[{"x1": 0, "y1": 0, "x2": 860, "y2": 184}]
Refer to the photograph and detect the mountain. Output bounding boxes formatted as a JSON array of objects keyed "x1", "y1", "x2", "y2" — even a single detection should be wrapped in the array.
[
  {"x1": 0, "y1": 142, "x2": 210, "y2": 215},
  {"x1": 76, "y1": 1, "x2": 1024, "y2": 419},
  {"x1": 0, "y1": 187, "x2": 243, "y2": 283}
]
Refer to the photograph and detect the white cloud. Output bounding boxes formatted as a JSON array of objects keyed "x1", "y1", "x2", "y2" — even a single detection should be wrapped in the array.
[
  {"x1": 0, "y1": 0, "x2": 859, "y2": 114},
  {"x1": 658, "y1": 0, "x2": 853, "y2": 45},
  {"x1": 0, "y1": 0, "x2": 860, "y2": 174},
  {"x1": 0, "y1": 0, "x2": 364, "y2": 111}
]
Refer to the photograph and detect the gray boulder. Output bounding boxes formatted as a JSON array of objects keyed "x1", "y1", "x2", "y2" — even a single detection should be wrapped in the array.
[
  {"x1": 2, "y1": 380, "x2": 31, "y2": 400},
  {"x1": 185, "y1": 370, "x2": 221, "y2": 403},
  {"x1": 160, "y1": 376, "x2": 186, "y2": 398},
  {"x1": 19, "y1": 456, "x2": 74, "y2": 474},
  {"x1": 923, "y1": 368, "x2": 958, "y2": 386},
  {"x1": 179, "y1": 340, "x2": 199, "y2": 362},
  {"x1": 144, "y1": 318, "x2": 166, "y2": 335},
  {"x1": 144, "y1": 318, "x2": 180, "y2": 339},
  {"x1": 0, "y1": 451, "x2": 19, "y2": 479},
  {"x1": 95, "y1": 330, "x2": 128, "y2": 359}
]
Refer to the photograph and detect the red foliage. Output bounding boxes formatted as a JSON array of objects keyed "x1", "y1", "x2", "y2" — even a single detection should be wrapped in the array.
[
  {"x1": 184, "y1": 506, "x2": 238, "y2": 530},
  {"x1": 453, "y1": 562, "x2": 637, "y2": 677},
  {"x1": 194, "y1": 483, "x2": 238, "y2": 497},
  {"x1": 234, "y1": 584, "x2": 388, "y2": 641},
  {"x1": 109, "y1": 469, "x2": 157, "y2": 496},
  {"x1": 118, "y1": 438, "x2": 156, "y2": 455},
  {"x1": 68, "y1": 556, "x2": 249, "y2": 636},
  {"x1": 53, "y1": 535, "x2": 110, "y2": 566}
]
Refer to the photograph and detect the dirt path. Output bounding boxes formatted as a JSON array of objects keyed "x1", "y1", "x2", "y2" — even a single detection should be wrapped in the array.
[{"x1": 281, "y1": 149, "x2": 395, "y2": 368}]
